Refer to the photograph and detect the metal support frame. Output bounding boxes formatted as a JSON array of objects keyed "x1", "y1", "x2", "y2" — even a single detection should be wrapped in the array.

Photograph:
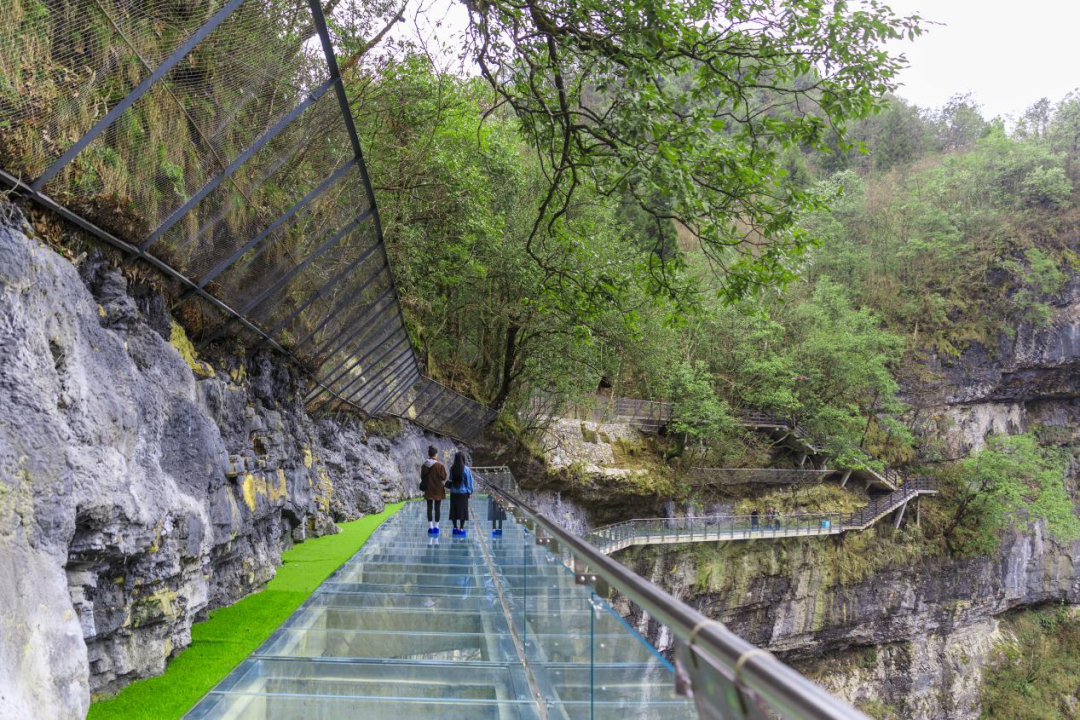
[
  {"x1": 324, "y1": 336, "x2": 411, "y2": 402},
  {"x1": 343, "y1": 346, "x2": 415, "y2": 407},
  {"x1": 187, "y1": 158, "x2": 359, "y2": 296},
  {"x1": 429, "y1": 394, "x2": 468, "y2": 433},
  {"x1": 0, "y1": 170, "x2": 370, "y2": 419},
  {"x1": 31, "y1": 0, "x2": 247, "y2": 190},
  {"x1": 312, "y1": 287, "x2": 395, "y2": 360},
  {"x1": 140, "y1": 76, "x2": 338, "y2": 252},
  {"x1": 440, "y1": 396, "x2": 472, "y2": 433},
  {"x1": 290, "y1": 260, "x2": 387, "y2": 348},
  {"x1": 839, "y1": 469, "x2": 852, "y2": 489},
  {"x1": 417, "y1": 384, "x2": 458, "y2": 426},
  {"x1": 369, "y1": 371, "x2": 420, "y2": 416},
  {"x1": 892, "y1": 501, "x2": 907, "y2": 529},
  {"x1": 1, "y1": 0, "x2": 498, "y2": 444},
  {"x1": 204, "y1": 207, "x2": 372, "y2": 345},
  {"x1": 422, "y1": 387, "x2": 466, "y2": 430},
  {"x1": 314, "y1": 314, "x2": 404, "y2": 392},
  {"x1": 348, "y1": 344, "x2": 416, "y2": 403},
  {"x1": 239, "y1": 208, "x2": 372, "y2": 316},
  {"x1": 316, "y1": 321, "x2": 403, "y2": 398},
  {"x1": 444, "y1": 393, "x2": 482, "y2": 433},
  {"x1": 262, "y1": 236, "x2": 381, "y2": 340},
  {"x1": 362, "y1": 362, "x2": 420, "y2": 415},
  {"x1": 406, "y1": 380, "x2": 444, "y2": 420},
  {"x1": 441, "y1": 391, "x2": 479, "y2": 431}
]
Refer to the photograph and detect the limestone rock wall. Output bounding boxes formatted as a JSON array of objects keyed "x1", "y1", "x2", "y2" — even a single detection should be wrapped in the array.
[
  {"x1": 617, "y1": 517, "x2": 1080, "y2": 719},
  {"x1": 0, "y1": 209, "x2": 461, "y2": 719}
]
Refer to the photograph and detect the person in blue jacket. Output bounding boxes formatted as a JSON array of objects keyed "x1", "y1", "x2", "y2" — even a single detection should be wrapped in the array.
[{"x1": 447, "y1": 452, "x2": 474, "y2": 536}]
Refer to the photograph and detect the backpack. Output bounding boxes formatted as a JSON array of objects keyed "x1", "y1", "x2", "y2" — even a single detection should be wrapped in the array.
[{"x1": 419, "y1": 463, "x2": 430, "y2": 492}]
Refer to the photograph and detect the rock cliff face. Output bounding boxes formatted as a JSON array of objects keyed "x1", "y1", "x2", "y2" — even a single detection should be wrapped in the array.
[
  {"x1": 0, "y1": 209, "x2": 460, "y2": 719},
  {"x1": 916, "y1": 273, "x2": 1080, "y2": 457},
  {"x1": 509, "y1": 282, "x2": 1080, "y2": 718},
  {"x1": 603, "y1": 285, "x2": 1080, "y2": 719},
  {"x1": 620, "y1": 524, "x2": 1080, "y2": 719}
]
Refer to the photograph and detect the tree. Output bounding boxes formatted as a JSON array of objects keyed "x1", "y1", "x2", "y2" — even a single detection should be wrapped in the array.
[
  {"x1": 941, "y1": 434, "x2": 1079, "y2": 554},
  {"x1": 933, "y1": 93, "x2": 990, "y2": 151},
  {"x1": 461, "y1": 0, "x2": 924, "y2": 302},
  {"x1": 665, "y1": 360, "x2": 735, "y2": 458}
]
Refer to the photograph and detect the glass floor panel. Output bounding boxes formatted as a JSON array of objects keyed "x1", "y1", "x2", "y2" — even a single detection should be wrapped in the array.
[{"x1": 185, "y1": 498, "x2": 695, "y2": 718}]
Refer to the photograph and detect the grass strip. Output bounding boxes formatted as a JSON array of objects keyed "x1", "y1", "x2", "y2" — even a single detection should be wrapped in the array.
[{"x1": 88, "y1": 502, "x2": 405, "y2": 720}]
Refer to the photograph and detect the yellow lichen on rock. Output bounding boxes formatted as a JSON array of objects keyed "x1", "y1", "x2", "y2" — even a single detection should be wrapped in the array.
[
  {"x1": 241, "y1": 473, "x2": 261, "y2": 513},
  {"x1": 149, "y1": 519, "x2": 163, "y2": 554},
  {"x1": 169, "y1": 321, "x2": 215, "y2": 378},
  {"x1": 269, "y1": 469, "x2": 288, "y2": 503},
  {"x1": 229, "y1": 362, "x2": 247, "y2": 384}
]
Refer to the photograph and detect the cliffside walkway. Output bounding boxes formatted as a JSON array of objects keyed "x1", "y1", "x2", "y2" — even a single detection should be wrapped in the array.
[
  {"x1": 584, "y1": 477, "x2": 939, "y2": 554},
  {"x1": 530, "y1": 393, "x2": 906, "y2": 492},
  {"x1": 187, "y1": 472, "x2": 873, "y2": 720}
]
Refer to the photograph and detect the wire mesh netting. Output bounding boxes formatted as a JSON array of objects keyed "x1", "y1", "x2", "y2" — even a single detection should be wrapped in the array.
[{"x1": 0, "y1": 0, "x2": 490, "y2": 442}]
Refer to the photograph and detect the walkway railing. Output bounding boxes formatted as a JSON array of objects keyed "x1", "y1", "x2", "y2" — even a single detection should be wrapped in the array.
[
  {"x1": 845, "y1": 476, "x2": 937, "y2": 530},
  {"x1": 588, "y1": 514, "x2": 846, "y2": 552},
  {"x1": 581, "y1": 477, "x2": 939, "y2": 553},
  {"x1": 471, "y1": 466, "x2": 871, "y2": 720}
]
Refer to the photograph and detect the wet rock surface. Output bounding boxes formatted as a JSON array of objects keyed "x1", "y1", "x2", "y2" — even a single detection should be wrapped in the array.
[{"x1": 0, "y1": 210, "x2": 461, "y2": 719}]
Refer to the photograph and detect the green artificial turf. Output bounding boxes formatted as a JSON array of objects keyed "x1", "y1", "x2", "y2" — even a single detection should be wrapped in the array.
[{"x1": 87, "y1": 502, "x2": 404, "y2": 720}]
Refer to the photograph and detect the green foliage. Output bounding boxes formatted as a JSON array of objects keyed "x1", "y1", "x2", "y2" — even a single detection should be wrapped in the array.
[
  {"x1": 87, "y1": 504, "x2": 403, "y2": 720},
  {"x1": 682, "y1": 275, "x2": 911, "y2": 466},
  {"x1": 805, "y1": 110, "x2": 1077, "y2": 356},
  {"x1": 982, "y1": 606, "x2": 1080, "y2": 720},
  {"x1": 665, "y1": 360, "x2": 735, "y2": 447},
  {"x1": 1020, "y1": 166, "x2": 1073, "y2": 208},
  {"x1": 940, "y1": 434, "x2": 1079, "y2": 555},
  {"x1": 463, "y1": 0, "x2": 924, "y2": 303},
  {"x1": 360, "y1": 57, "x2": 674, "y2": 412}
]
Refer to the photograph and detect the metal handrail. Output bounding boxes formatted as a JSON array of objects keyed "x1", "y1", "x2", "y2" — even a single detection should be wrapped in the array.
[
  {"x1": 587, "y1": 477, "x2": 940, "y2": 544},
  {"x1": 472, "y1": 465, "x2": 871, "y2": 720}
]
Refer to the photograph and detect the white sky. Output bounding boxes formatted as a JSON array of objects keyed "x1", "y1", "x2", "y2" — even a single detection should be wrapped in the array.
[{"x1": 885, "y1": 0, "x2": 1080, "y2": 119}]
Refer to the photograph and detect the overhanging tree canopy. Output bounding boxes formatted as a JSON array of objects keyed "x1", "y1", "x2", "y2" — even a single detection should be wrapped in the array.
[{"x1": 462, "y1": 0, "x2": 924, "y2": 302}]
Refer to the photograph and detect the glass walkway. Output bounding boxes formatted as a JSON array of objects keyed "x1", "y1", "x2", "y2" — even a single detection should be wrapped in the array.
[{"x1": 185, "y1": 498, "x2": 694, "y2": 719}]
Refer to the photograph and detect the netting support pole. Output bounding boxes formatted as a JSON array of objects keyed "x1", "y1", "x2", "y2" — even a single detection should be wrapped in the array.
[
  {"x1": 314, "y1": 314, "x2": 403, "y2": 391},
  {"x1": 366, "y1": 367, "x2": 427, "y2": 416},
  {"x1": 139, "y1": 76, "x2": 338, "y2": 253},
  {"x1": 288, "y1": 261, "x2": 388, "y2": 350},
  {"x1": 348, "y1": 349, "x2": 417, "y2": 407},
  {"x1": 239, "y1": 209, "x2": 373, "y2": 318},
  {"x1": 375, "y1": 371, "x2": 425, "y2": 416},
  {"x1": 182, "y1": 158, "x2": 358, "y2": 299},
  {"x1": 311, "y1": 333, "x2": 409, "y2": 404},
  {"x1": 263, "y1": 238, "x2": 381, "y2": 340},
  {"x1": 30, "y1": 0, "x2": 246, "y2": 191},
  {"x1": 370, "y1": 371, "x2": 421, "y2": 417},
  {"x1": 419, "y1": 384, "x2": 463, "y2": 429},
  {"x1": 0, "y1": 169, "x2": 363, "y2": 419},
  {"x1": 311, "y1": 286, "x2": 393, "y2": 356},
  {"x1": 404, "y1": 381, "x2": 442, "y2": 422},
  {"x1": 339, "y1": 346, "x2": 414, "y2": 407},
  {"x1": 412, "y1": 385, "x2": 448, "y2": 426}
]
